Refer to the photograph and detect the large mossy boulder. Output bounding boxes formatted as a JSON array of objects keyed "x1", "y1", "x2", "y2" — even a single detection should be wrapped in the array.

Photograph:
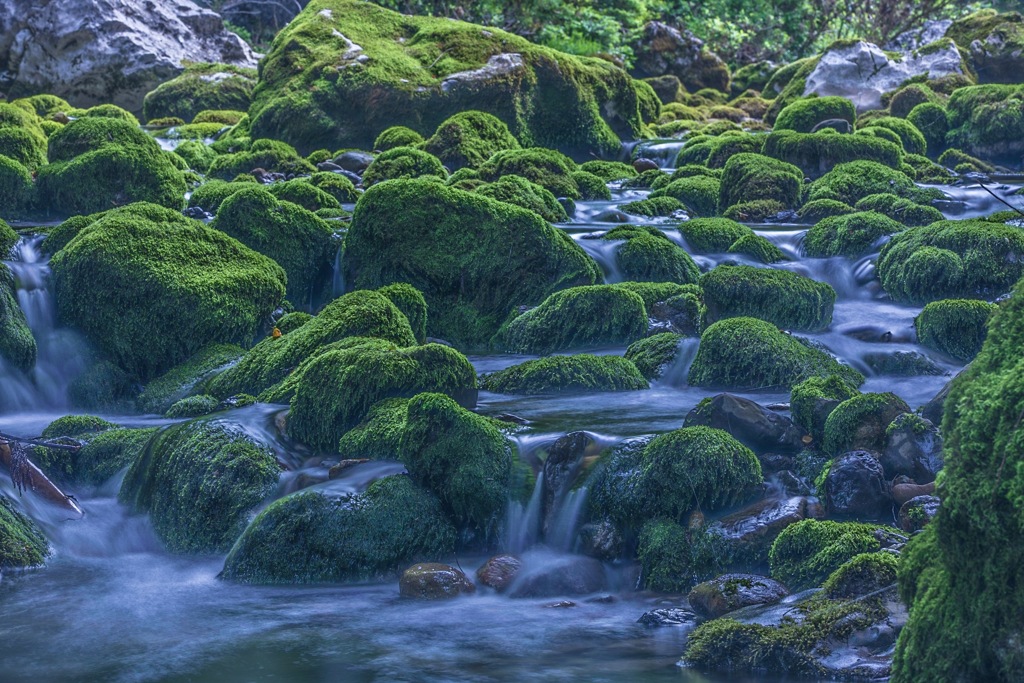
[
  {"x1": 50, "y1": 203, "x2": 286, "y2": 381},
  {"x1": 480, "y1": 355, "x2": 648, "y2": 395},
  {"x1": 221, "y1": 474, "x2": 456, "y2": 584},
  {"x1": 945, "y1": 83, "x2": 1024, "y2": 162},
  {"x1": 947, "y1": 10, "x2": 1024, "y2": 85},
  {"x1": 212, "y1": 186, "x2": 338, "y2": 306},
  {"x1": 207, "y1": 139, "x2": 316, "y2": 180},
  {"x1": 120, "y1": 419, "x2": 280, "y2": 553},
  {"x1": 342, "y1": 178, "x2": 600, "y2": 349},
  {"x1": 822, "y1": 392, "x2": 911, "y2": 456},
  {"x1": 763, "y1": 129, "x2": 904, "y2": 179},
  {"x1": 473, "y1": 175, "x2": 567, "y2": 223},
  {"x1": 605, "y1": 226, "x2": 702, "y2": 283},
  {"x1": 142, "y1": 63, "x2": 257, "y2": 124},
  {"x1": 773, "y1": 96, "x2": 856, "y2": 133},
  {"x1": 423, "y1": 111, "x2": 521, "y2": 170},
  {"x1": 803, "y1": 211, "x2": 905, "y2": 258},
  {"x1": 915, "y1": 299, "x2": 999, "y2": 362},
  {"x1": 0, "y1": 494, "x2": 48, "y2": 569},
  {"x1": 247, "y1": 0, "x2": 649, "y2": 157},
  {"x1": 0, "y1": 263, "x2": 36, "y2": 373},
  {"x1": 688, "y1": 317, "x2": 863, "y2": 390},
  {"x1": 718, "y1": 153, "x2": 803, "y2": 213},
  {"x1": 500, "y1": 285, "x2": 648, "y2": 354},
  {"x1": 769, "y1": 518, "x2": 893, "y2": 589},
  {"x1": 893, "y1": 277, "x2": 1024, "y2": 681},
  {"x1": 806, "y1": 160, "x2": 920, "y2": 206},
  {"x1": 700, "y1": 265, "x2": 835, "y2": 332},
  {"x1": 877, "y1": 220, "x2": 1024, "y2": 304}
]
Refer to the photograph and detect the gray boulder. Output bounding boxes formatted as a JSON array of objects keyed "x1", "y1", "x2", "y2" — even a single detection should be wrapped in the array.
[{"x1": 631, "y1": 22, "x2": 730, "y2": 92}]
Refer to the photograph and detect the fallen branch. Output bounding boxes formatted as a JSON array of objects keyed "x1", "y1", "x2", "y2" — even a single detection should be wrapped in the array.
[
  {"x1": 0, "y1": 430, "x2": 82, "y2": 452},
  {"x1": 0, "y1": 441, "x2": 84, "y2": 518}
]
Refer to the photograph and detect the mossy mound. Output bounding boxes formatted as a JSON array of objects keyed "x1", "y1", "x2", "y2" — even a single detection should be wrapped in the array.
[
  {"x1": 853, "y1": 194, "x2": 943, "y2": 227},
  {"x1": 143, "y1": 63, "x2": 256, "y2": 123},
  {"x1": 636, "y1": 520, "x2": 734, "y2": 593},
  {"x1": 0, "y1": 102, "x2": 48, "y2": 170},
  {"x1": 307, "y1": 172, "x2": 359, "y2": 203},
  {"x1": 822, "y1": 392, "x2": 911, "y2": 456},
  {"x1": 608, "y1": 229, "x2": 701, "y2": 283},
  {"x1": 476, "y1": 148, "x2": 579, "y2": 199},
  {"x1": 688, "y1": 317, "x2": 863, "y2": 390},
  {"x1": 187, "y1": 179, "x2": 255, "y2": 213},
  {"x1": 265, "y1": 178, "x2": 343, "y2": 212},
  {"x1": 0, "y1": 495, "x2": 48, "y2": 569},
  {"x1": 774, "y1": 96, "x2": 856, "y2": 133},
  {"x1": 944, "y1": 84, "x2": 1024, "y2": 162},
  {"x1": 700, "y1": 265, "x2": 835, "y2": 332},
  {"x1": 806, "y1": 160, "x2": 920, "y2": 206},
  {"x1": 374, "y1": 126, "x2": 424, "y2": 151},
  {"x1": 727, "y1": 233, "x2": 787, "y2": 264},
  {"x1": 769, "y1": 519, "x2": 891, "y2": 589},
  {"x1": 679, "y1": 218, "x2": 748, "y2": 253},
  {"x1": 248, "y1": 0, "x2": 648, "y2": 157},
  {"x1": 0, "y1": 155, "x2": 33, "y2": 216},
  {"x1": 165, "y1": 395, "x2": 220, "y2": 418},
  {"x1": 286, "y1": 338, "x2": 477, "y2": 450},
  {"x1": 423, "y1": 111, "x2": 521, "y2": 170},
  {"x1": 208, "y1": 139, "x2": 316, "y2": 180},
  {"x1": 50, "y1": 203, "x2": 286, "y2": 381},
  {"x1": 221, "y1": 475, "x2": 456, "y2": 584},
  {"x1": 877, "y1": 220, "x2": 1024, "y2": 304},
  {"x1": 173, "y1": 141, "x2": 217, "y2": 173},
  {"x1": 342, "y1": 178, "x2": 600, "y2": 349},
  {"x1": 362, "y1": 146, "x2": 447, "y2": 185},
  {"x1": 860, "y1": 116, "x2": 928, "y2": 156},
  {"x1": 474, "y1": 175, "x2": 567, "y2": 222},
  {"x1": 907, "y1": 102, "x2": 950, "y2": 157},
  {"x1": 136, "y1": 344, "x2": 245, "y2": 414},
  {"x1": 915, "y1": 298, "x2": 999, "y2": 362},
  {"x1": 571, "y1": 170, "x2": 612, "y2": 201},
  {"x1": 480, "y1": 354, "x2": 648, "y2": 395},
  {"x1": 719, "y1": 153, "x2": 802, "y2": 213},
  {"x1": 790, "y1": 374, "x2": 861, "y2": 445},
  {"x1": 377, "y1": 282, "x2": 428, "y2": 345},
  {"x1": 803, "y1": 211, "x2": 905, "y2": 258},
  {"x1": 0, "y1": 263, "x2": 36, "y2": 372},
  {"x1": 36, "y1": 427, "x2": 158, "y2": 486},
  {"x1": 822, "y1": 551, "x2": 899, "y2": 599},
  {"x1": 120, "y1": 419, "x2": 280, "y2": 553},
  {"x1": 620, "y1": 196, "x2": 685, "y2": 218},
  {"x1": 212, "y1": 186, "x2": 338, "y2": 306},
  {"x1": 577, "y1": 160, "x2": 637, "y2": 181},
  {"x1": 624, "y1": 332, "x2": 684, "y2": 380},
  {"x1": 763, "y1": 129, "x2": 904, "y2": 179},
  {"x1": 501, "y1": 285, "x2": 648, "y2": 354},
  {"x1": 650, "y1": 175, "x2": 720, "y2": 216}
]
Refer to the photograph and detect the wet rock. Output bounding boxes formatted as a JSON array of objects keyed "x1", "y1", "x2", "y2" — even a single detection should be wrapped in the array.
[
  {"x1": 557, "y1": 197, "x2": 577, "y2": 218},
  {"x1": 292, "y1": 470, "x2": 328, "y2": 491},
  {"x1": 758, "y1": 452, "x2": 797, "y2": 474},
  {"x1": 891, "y1": 478, "x2": 935, "y2": 507},
  {"x1": 328, "y1": 459, "x2": 370, "y2": 479},
  {"x1": 948, "y1": 11, "x2": 1024, "y2": 84},
  {"x1": 183, "y1": 206, "x2": 210, "y2": 220},
  {"x1": 544, "y1": 600, "x2": 576, "y2": 608},
  {"x1": 688, "y1": 574, "x2": 789, "y2": 619},
  {"x1": 881, "y1": 415, "x2": 943, "y2": 483},
  {"x1": 0, "y1": 0, "x2": 256, "y2": 112},
  {"x1": 899, "y1": 495, "x2": 940, "y2": 532},
  {"x1": 684, "y1": 393, "x2": 805, "y2": 455},
  {"x1": 542, "y1": 432, "x2": 599, "y2": 538},
  {"x1": 631, "y1": 22, "x2": 730, "y2": 92},
  {"x1": 578, "y1": 520, "x2": 623, "y2": 561},
  {"x1": 316, "y1": 161, "x2": 344, "y2": 173},
  {"x1": 863, "y1": 351, "x2": 945, "y2": 377},
  {"x1": 508, "y1": 555, "x2": 606, "y2": 598},
  {"x1": 649, "y1": 299, "x2": 702, "y2": 337},
  {"x1": 637, "y1": 607, "x2": 700, "y2": 628},
  {"x1": 476, "y1": 554, "x2": 523, "y2": 592},
  {"x1": 632, "y1": 158, "x2": 660, "y2": 173},
  {"x1": 333, "y1": 151, "x2": 374, "y2": 175},
  {"x1": 776, "y1": 470, "x2": 812, "y2": 496},
  {"x1": 922, "y1": 371, "x2": 960, "y2": 425},
  {"x1": 803, "y1": 40, "x2": 965, "y2": 112},
  {"x1": 399, "y1": 563, "x2": 476, "y2": 599},
  {"x1": 593, "y1": 209, "x2": 630, "y2": 223},
  {"x1": 823, "y1": 451, "x2": 892, "y2": 519},
  {"x1": 710, "y1": 496, "x2": 809, "y2": 558}
]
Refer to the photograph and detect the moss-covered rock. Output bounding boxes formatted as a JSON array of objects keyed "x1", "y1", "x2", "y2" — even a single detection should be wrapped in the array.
[
  {"x1": 165, "y1": 395, "x2": 220, "y2": 418},
  {"x1": 285, "y1": 338, "x2": 477, "y2": 450},
  {"x1": 689, "y1": 317, "x2": 863, "y2": 390},
  {"x1": 136, "y1": 343, "x2": 244, "y2": 415},
  {"x1": 907, "y1": 102, "x2": 950, "y2": 158},
  {"x1": 120, "y1": 419, "x2": 280, "y2": 553},
  {"x1": 679, "y1": 217, "x2": 748, "y2": 253},
  {"x1": 0, "y1": 263, "x2": 36, "y2": 373},
  {"x1": 212, "y1": 186, "x2": 338, "y2": 306},
  {"x1": 822, "y1": 392, "x2": 911, "y2": 456},
  {"x1": 650, "y1": 175, "x2": 720, "y2": 216},
  {"x1": 798, "y1": 199, "x2": 855, "y2": 222},
  {"x1": 422, "y1": 111, "x2": 520, "y2": 170},
  {"x1": 853, "y1": 194, "x2": 943, "y2": 227},
  {"x1": 342, "y1": 178, "x2": 600, "y2": 349},
  {"x1": 142, "y1": 64, "x2": 257, "y2": 123},
  {"x1": 50, "y1": 203, "x2": 286, "y2": 381},
  {"x1": 172, "y1": 140, "x2": 217, "y2": 173},
  {"x1": 610, "y1": 229, "x2": 701, "y2": 284},
  {"x1": 769, "y1": 518, "x2": 892, "y2": 589},
  {"x1": 624, "y1": 332, "x2": 684, "y2": 380},
  {"x1": 719, "y1": 153, "x2": 802, "y2": 213},
  {"x1": 36, "y1": 426, "x2": 158, "y2": 486},
  {"x1": 944, "y1": 84, "x2": 1024, "y2": 162},
  {"x1": 763, "y1": 129, "x2": 904, "y2": 179},
  {"x1": 877, "y1": 220, "x2": 1024, "y2": 304},
  {"x1": 790, "y1": 374, "x2": 861, "y2": 445},
  {"x1": 373, "y1": 126, "x2": 424, "y2": 151},
  {"x1": 480, "y1": 354, "x2": 648, "y2": 395},
  {"x1": 0, "y1": 495, "x2": 48, "y2": 569},
  {"x1": 476, "y1": 148, "x2": 579, "y2": 199},
  {"x1": 474, "y1": 175, "x2": 567, "y2": 222},
  {"x1": 803, "y1": 211, "x2": 905, "y2": 258},
  {"x1": 774, "y1": 96, "x2": 856, "y2": 133},
  {"x1": 362, "y1": 146, "x2": 447, "y2": 186},
  {"x1": 806, "y1": 160, "x2": 920, "y2": 206},
  {"x1": 377, "y1": 282, "x2": 428, "y2": 345},
  {"x1": 947, "y1": 9, "x2": 1024, "y2": 84},
  {"x1": 0, "y1": 155, "x2": 32, "y2": 216},
  {"x1": 264, "y1": 178, "x2": 342, "y2": 212},
  {"x1": 700, "y1": 265, "x2": 835, "y2": 332},
  {"x1": 0, "y1": 102, "x2": 48, "y2": 170},
  {"x1": 915, "y1": 299, "x2": 999, "y2": 362},
  {"x1": 221, "y1": 475, "x2": 456, "y2": 584},
  {"x1": 861, "y1": 116, "x2": 928, "y2": 156},
  {"x1": 619, "y1": 196, "x2": 685, "y2": 218},
  {"x1": 205, "y1": 289, "x2": 417, "y2": 398},
  {"x1": 577, "y1": 160, "x2": 637, "y2": 182},
  {"x1": 208, "y1": 139, "x2": 316, "y2": 180},
  {"x1": 637, "y1": 520, "x2": 734, "y2": 593},
  {"x1": 822, "y1": 551, "x2": 899, "y2": 599},
  {"x1": 571, "y1": 170, "x2": 612, "y2": 201}
]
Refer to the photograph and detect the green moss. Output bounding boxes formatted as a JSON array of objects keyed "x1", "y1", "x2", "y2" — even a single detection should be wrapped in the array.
[
  {"x1": 877, "y1": 220, "x2": 1024, "y2": 304},
  {"x1": 571, "y1": 170, "x2": 612, "y2": 201},
  {"x1": 945, "y1": 84, "x2": 1024, "y2": 161},
  {"x1": 143, "y1": 63, "x2": 256, "y2": 123},
  {"x1": 577, "y1": 160, "x2": 637, "y2": 181},
  {"x1": 615, "y1": 232, "x2": 701, "y2": 284},
  {"x1": 208, "y1": 139, "x2": 316, "y2": 181},
  {"x1": 422, "y1": 111, "x2": 520, "y2": 170},
  {"x1": 206, "y1": 289, "x2": 417, "y2": 398},
  {"x1": 221, "y1": 475, "x2": 456, "y2": 584},
  {"x1": 701, "y1": 265, "x2": 835, "y2": 332},
  {"x1": 187, "y1": 180, "x2": 253, "y2": 213},
  {"x1": 285, "y1": 338, "x2": 477, "y2": 450},
  {"x1": 774, "y1": 96, "x2": 856, "y2": 133},
  {"x1": 0, "y1": 495, "x2": 48, "y2": 569},
  {"x1": 193, "y1": 110, "x2": 246, "y2": 126},
  {"x1": 806, "y1": 160, "x2": 920, "y2": 206},
  {"x1": 308, "y1": 171, "x2": 359, "y2": 203},
  {"x1": 172, "y1": 141, "x2": 217, "y2": 173},
  {"x1": 362, "y1": 145, "x2": 448, "y2": 185},
  {"x1": 12, "y1": 94, "x2": 70, "y2": 118},
  {"x1": 41, "y1": 414, "x2": 116, "y2": 438},
  {"x1": 853, "y1": 194, "x2": 943, "y2": 227},
  {"x1": 719, "y1": 153, "x2": 802, "y2": 213},
  {"x1": 620, "y1": 196, "x2": 685, "y2": 217},
  {"x1": 906, "y1": 102, "x2": 949, "y2": 158},
  {"x1": 727, "y1": 233, "x2": 786, "y2": 264},
  {"x1": 342, "y1": 178, "x2": 600, "y2": 349},
  {"x1": 763, "y1": 129, "x2": 904, "y2": 179},
  {"x1": 50, "y1": 203, "x2": 285, "y2": 381},
  {"x1": 480, "y1": 354, "x2": 648, "y2": 395},
  {"x1": 904, "y1": 153, "x2": 956, "y2": 184},
  {"x1": 0, "y1": 263, "x2": 36, "y2": 372},
  {"x1": 638, "y1": 520, "x2": 735, "y2": 593},
  {"x1": 372, "y1": 283, "x2": 426, "y2": 345},
  {"x1": 0, "y1": 103, "x2": 47, "y2": 170},
  {"x1": 888, "y1": 84, "x2": 940, "y2": 118},
  {"x1": 680, "y1": 217, "x2": 749, "y2": 252},
  {"x1": 822, "y1": 551, "x2": 899, "y2": 599},
  {"x1": 264, "y1": 178, "x2": 342, "y2": 212},
  {"x1": 57, "y1": 427, "x2": 157, "y2": 486},
  {"x1": 67, "y1": 360, "x2": 137, "y2": 411},
  {"x1": 769, "y1": 519, "x2": 890, "y2": 589},
  {"x1": 621, "y1": 168, "x2": 667, "y2": 189},
  {"x1": 790, "y1": 374, "x2": 860, "y2": 444},
  {"x1": 374, "y1": 126, "x2": 424, "y2": 151},
  {"x1": 0, "y1": 154, "x2": 32, "y2": 217},
  {"x1": 474, "y1": 175, "x2": 567, "y2": 222},
  {"x1": 822, "y1": 392, "x2": 911, "y2": 456},
  {"x1": 624, "y1": 332, "x2": 684, "y2": 380},
  {"x1": 723, "y1": 199, "x2": 787, "y2": 222},
  {"x1": 937, "y1": 148, "x2": 994, "y2": 173},
  {"x1": 803, "y1": 211, "x2": 905, "y2": 258},
  {"x1": 861, "y1": 116, "x2": 928, "y2": 156},
  {"x1": 915, "y1": 299, "x2": 999, "y2": 362},
  {"x1": 164, "y1": 394, "x2": 220, "y2": 418},
  {"x1": 650, "y1": 175, "x2": 720, "y2": 216},
  {"x1": 212, "y1": 186, "x2": 337, "y2": 306},
  {"x1": 477, "y1": 148, "x2": 579, "y2": 199},
  {"x1": 689, "y1": 317, "x2": 863, "y2": 390},
  {"x1": 119, "y1": 419, "x2": 279, "y2": 553}
]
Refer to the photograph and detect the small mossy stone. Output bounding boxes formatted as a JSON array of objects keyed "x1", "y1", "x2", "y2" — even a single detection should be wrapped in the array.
[
  {"x1": 0, "y1": 495, "x2": 49, "y2": 569},
  {"x1": 362, "y1": 146, "x2": 447, "y2": 186},
  {"x1": 915, "y1": 298, "x2": 999, "y2": 362},
  {"x1": 822, "y1": 392, "x2": 911, "y2": 456},
  {"x1": 822, "y1": 551, "x2": 899, "y2": 599},
  {"x1": 700, "y1": 265, "x2": 835, "y2": 332},
  {"x1": 790, "y1": 374, "x2": 860, "y2": 445},
  {"x1": 774, "y1": 96, "x2": 856, "y2": 133},
  {"x1": 769, "y1": 518, "x2": 891, "y2": 589},
  {"x1": 474, "y1": 175, "x2": 568, "y2": 223},
  {"x1": 374, "y1": 126, "x2": 424, "y2": 152},
  {"x1": 423, "y1": 111, "x2": 520, "y2": 170},
  {"x1": 625, "y1": 332, "x2": 684, "y2": 380},
  {"x1": 803, "y1": 211, "x2": 905, "y2": 258},
  {"x1": 480, "y1": 355, "x2": 648, "y2": 395}
]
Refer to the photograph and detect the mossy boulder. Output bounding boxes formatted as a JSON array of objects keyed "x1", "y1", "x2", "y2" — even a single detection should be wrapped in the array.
[
  {"x1": 166, "y1": 395, "x2": 220, "y2": 418},
  {"x1": 763, "y1": 129, "x2": 904, "y2": 179},
  {"x1": 803, "y1": 211, "x2": 905, "y2": 258},
  {"x1": 790, "y1": 374, "x2": 861, "y2": 445},
  {"x1": 265, "y1": 178, "x2": 342, "y2": 212},
  {"x1": 476, "y1": 148, "x2": 579, "y2": 199},
  {"x1": 0, "y1": 102, "x2": 48, "y2": 170},
  {"x1": 221, "y1": 475, "x2": 456, "y2": 584},
  {"x1": 571, "y1": 170, "x2": 612, "y2": 201},
  {"x1": 423, "y1": 111, "x2": 520, "y2": 170},
  {"x1": 373, "y1": 126, "x2": 424, "y2": 151},
  {"x1": 915, "y1": 299, "x2": 999, "y2": 362},
  {"x1": 719, "y1": 153, "x2": 802, "y2": 213},
  {"x1": 480, "y1": 355, "x2": 648, "y2": 395},
  {"x1": 853, "y1": 194, "x2": 943, "y2": 227},
  {"x1": 877, "y1": 220, "x2": 1024, "y2": 304},
  {"x1": 205, "y1": 289, "x2": 417, "y2": 398},
  {"x1": 0, "y1": 155, "x2": 33, "y2": 216},
  {"x1": 212, "y1": 186, "x2": 338, "y2": 306},
  {"x1": 500, "y1": 285, "x2": 648, "y2": 354},
  {"x1": 187, "y1": 179, "x2": 255, "y2": 213},
  {"x1": 774, "y1": 96, "x2": 856, "y2": 133},
  {"x1": 907, "y1": 102, "x2": 950, "y2": 157},
  {"x1": 342, "y1": 178, "x2": 600, "y2": 349},
  {"x1": 248, "y1": 0, "x2": 648, "y2": 158},
  {"x1": 474, "y1": 175, "x2": 567, "y2": 222},
  {"x1": 50, "y1": 203, "x2": 285, "y2": 381},
  {"x1": 577, "y1": 160, "x2": 637, "y2": 182},
  {"x1": 208, "y1": 139, "x2": 316, "y2": 180},
  {"x1": 947, "y1": 10, "x2": 1024, "y2": 84},
  {"x1": 307, "y1": 172, "x2": 359, "y2": 204},
  {"x1": 798, "y1": 199, "x2": 855, "y2": 222},
  {"x1": 620, "y1": 196, "x2": 686, "y2": 218},
  {"x1": 769, "y1": 518, "x2": 892, "y2": 589},
  {"x1": 285, "y1": 338, "x2": 477, "y2": 450},
  {"x1": 120, "y1": 419, "x2": 280, "y2": 553},
  {"x1": 361, "y1": 146, "x2": 447, "y2": 186},
  {"x1": 607, "y1": 229, "x2": 701, "y2": 284},
  {"x1": 689, "y1": 317, "x2": 863, "y2": 390},
  {"x1": 679, "y1": 217, "x2": 748, "y2": 253},
  {"x1": 700, "y1": 265, "x2": 835, "y2": 332},
  {"x1": 0, "y1": 495, "x2": 48, "y2": 569},
  {"x1": 377, "y1": 282, "x2": 428, "y2": 345},
  {"x1": 822, "y1": 551, "x2": 898, "y2": 600},
  {"x1": 860, "y1": 116, "x2": 928, "y2": 156},
  {"x1": 143, "y1": 63, "x2": 257, "y2": 123},
  {"x1": 822, "y1": 392, "x2": 911, "y2": 456},
  {"x1": 650, "y1": 175, "x2": 720, "y2": 216},
  {"x1": 173, "y1": 140, "x2": 217, "y2": 173},
  {"x1": 36, "y1": 427, "x2": 158, "y2": 486},
  {"x1": 944, "y1": 84, "x2": 1024, "y2": 162},
  {"x1": 0, "y1": 263, "x2": 36, "y2": 373},
  {"x1": 806, "y1": 160, "x2": 920, "y2": 206},
  {"x1": 636, "y1": 519, "x2": 734, "y2": 593},
  {"x1": 624, "y1": 332, "x2": 684, "y2": 380},
  {"x1": 136, "y1": 343, "x2": 245, "y2": 414}
]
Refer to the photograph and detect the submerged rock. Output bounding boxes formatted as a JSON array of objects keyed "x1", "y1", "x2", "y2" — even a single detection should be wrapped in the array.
[
  {"x1": 508, "y1": 555, "x2": 607, "y2": 598},
  {"x1": 637, "y1": 607, "x2": 700, "y2": 628},
  {"x1": 476, "y1": 555, "x2": 523, "y2": 592},
  {"x1": 399, "y1": 563, "x2": 475, "y2": 600},
  {"x1": 684, "y1": 393, "x2": 805, "y2": 455}
]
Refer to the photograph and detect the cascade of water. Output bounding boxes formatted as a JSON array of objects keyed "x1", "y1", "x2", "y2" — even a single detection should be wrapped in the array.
[
  {"x1": 573, "y1": 235, "x2": 625, "y2": 283},
  {"x1": 631, "y1": 139, "x2": 688, "y2": 168},
  {"x1": 545, "y1": 486, "x2": 589, "y2": 552},
  {"x1": 504, "y1": 472, "x2": 543, "y2": 554},
  {"x1": 656, "y1": 337, "x2": 701, "y2": 387},
  {"x1": 331, "y1": 245, "x2": 345, "y2": 300}
]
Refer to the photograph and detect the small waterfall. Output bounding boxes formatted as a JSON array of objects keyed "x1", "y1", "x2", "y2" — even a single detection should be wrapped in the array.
[
  {"x1": 504, "y1": 472, "x2": 543, "y2": 554},
  {"x1": 574, "y1": 235, "x2": 624, "y2": 283},
  {"x1": 656, "y1": 337, "x2": 701, "y2": 387},
  {"x1": 331, "y1": 245, "x2": 345, "y2": 299},
  {"x1": 545, "y1": 486, "x2": 588, "y2": 552},
  {"x1": 631, "y1": 139, "x2": 689, "y2": 168},
  {"x1": 1, "y1": 235, "x2": 89, "y2": 411}
]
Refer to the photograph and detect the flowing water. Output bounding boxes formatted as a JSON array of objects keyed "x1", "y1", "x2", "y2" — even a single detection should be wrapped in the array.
[{"x1": 0, "y1": 167, "x2": 1014, "y2": 683}]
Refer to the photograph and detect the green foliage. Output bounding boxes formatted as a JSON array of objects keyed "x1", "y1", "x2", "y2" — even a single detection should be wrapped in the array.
[
  {"x1": 480, "y1": 354, "x2": 648, "y2": 394},
  {"x1": 688, "y1": 316, "x2": 863, "y2": 390},
  {"x1": 143, "y1": 63, "x2": 256, "y2": 123},
  {"x1": 374, "y1": 126, "x2": 425, "y2": 151},
  {"x1": 624, "y1": 332, "x2": 684, "y2": 380},
  {"x1": 769, "y1": 519, "x2": 889, "y2": 589},
  {"x1": 221, "y1": 475, "x2": 456, "y2": 584},
  {"x1": 790, "y1": 374, "x2": 860, "y2": 444},
  {"x1": 915, "y1": 299, "x2": 999, "y2": 362},
  {"x1": 0, "y1": 495, "x2": 48, "y2": 569},
  {"x1": 362, "y1": 146, "x2": 448, "y2": 185},
  {"x1": 423, "y1": 111, "x2": 521, "y2": 170},
  {"x1": 50, "y1": 203, "x2": 286, "y2": 381},
  {"x1": 700, "y1": 265, "x2": 836, "y2": 332},
  {"x1": 474, "y1": 175, "x2": 568, "y2": 222},
  {"x1": 822, "y1": 392, "x2": 911, "y2": 456},
  {"x1": 719, "y1": 153, "x2": 803, "y2": 212},
  {"x1": 638, "y1": 520, "x2": 734, "y2": 593},
  {"x1": 803, "y1": 211, "x2": 905, "y2": 258},
  {"x1": 120, "y1": 419, "x2": 280, "y2": 553},
  {"x1": 774, "y1": 96, "x2": 856, "y2": 133}
]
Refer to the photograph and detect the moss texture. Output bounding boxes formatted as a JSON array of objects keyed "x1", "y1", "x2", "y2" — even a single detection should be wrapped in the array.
[
  {"x1": 474, "y1": 175, "x2": 568, "y2": 222},
  {"x1": 143, "y1": 64, "x2": 257, "y2": 123},
  {"x1": 763, "y1": 129, "x2": 904, "y2": 179},
  {"x1": 700, "y1": 265, "x2": 835, "y2": 332},
  {"x1": 480, "y1": 354, "x2": 648, "y2": 395},
  {"x1": 822, "y1": 392, "x2": 911, "y2": 456},
  {"x1": 624, "y1": 332, "x2": 684, "y2": 380},
  {"x1": 790, "y1": 374, "x2": 861, "y2": 444},
  {"x1": 853, "y1": 194, "x2": 943, "y2": 227},
  {"x1": 0, "y1": 263, "x2": 36, "y2": 372},
  {"x1": 374, "y1": 126, "x2": 424, "y2": 151},
  {"x1": 0, "y1": 495, "x2": 48, "y2": 569},
  {"x1": 718, "y1": 153, "x2": 803, "y2": 212},
  {"x1": 769, "y1": 519, "x2": 891, "y2": 589},
  {"x1": 774, "y1": 96, "x2": 856, "y2": 133},
  {"x1": 208, "y1": 139, "x2": 316, "y2": 180},
  {"x1": 915, "y1": 298, "x2": 999, "y2": 362},
  {"x1": 806, "y1": 160, "x2": 921, "y2": 206},
  {"x1": 803, "y1": 211, "x2": 905, "y2": 258},
  {"x1": 362, "y1": 146, "x2": 447, "y2": 185},
  {"x1": 423, "y1": 110, "x2": 521, "y2": 170}
]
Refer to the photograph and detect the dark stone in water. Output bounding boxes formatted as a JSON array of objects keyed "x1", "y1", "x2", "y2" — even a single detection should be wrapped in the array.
[
  {"x1": 316, "y1": 161, "x2": 343, "y2": 172},
  {"x1": 899, "y1": 494, "x2": 940, "y2": 533},
  {"x1": 328, "y1": 459, "x2": 370, "y2": 479},
  {"x1": 578, "y1": 520, "x2": 623, "y2": 561},
  {"x1": 863, "y1": 351, "x2": 945, "y2": 377},
  {"x1": 557, "y1": 197, "x2": 576, "y2": 218},
  {"x1": 399, "y1": 563, "x2": 476, "y2": 599},
  {"x1": 824, "y1": 451, "x2": 892, "y2": 519},
  {"x1": 476, "y1": 554, "x2": 523, "y2": 592},
  {"x1": 508, "y1": 555, "x2": 606, "y2": 598},
  {"x1": 593, "y1": 209, "x2": 630, "y2": 223},
  {"x1": 637, "y1": 607, "x2": 700, "y2": 628},
  {"x1": 182, "y1": 206, "x2": 209, "y2": 220},
  {"x1": 542, "y1": 431, "x2": 599, "y2": 538},
  {"x1": 632, "y1": 158, "x2": 659, "y2": 173},
  {"x1": 710, "y1": 496, "x2": 811, "y2": 557},
  {"x1": 684, "y1": 393, "x2": 805, "y2": 455},
  {"x1": 333, "y1": 151, "x2": 374, "y2": 174},
  {"x1": 881, "y1": 416, "x2": 943, "y2": 483},
  {"x1": 688, "y1": 573, "x2": 789, "y2": 619}
]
